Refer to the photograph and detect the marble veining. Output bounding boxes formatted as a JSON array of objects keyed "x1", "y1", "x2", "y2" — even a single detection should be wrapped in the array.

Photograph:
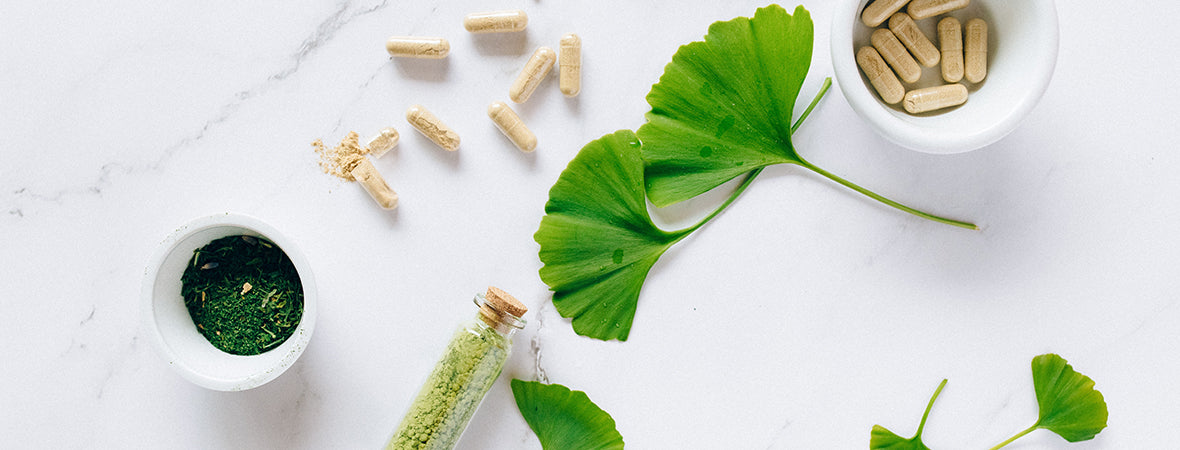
[{"x1": 2, "y1": 0, "x2": 1179, "y2": 448}]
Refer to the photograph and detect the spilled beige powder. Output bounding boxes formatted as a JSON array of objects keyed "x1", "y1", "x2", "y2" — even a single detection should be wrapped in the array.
[{"x1": 313, "y1": 131, "x2": 370, "y2": 181}]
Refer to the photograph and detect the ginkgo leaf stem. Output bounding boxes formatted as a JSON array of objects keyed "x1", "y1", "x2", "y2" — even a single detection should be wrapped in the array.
[
  {"x1": 679, "y1": 78, "x2": 834, "y2": 235},
  {"x1": 793, "y1": 78, "x2": 977, "y2": 231},
  {"x1": 988, "y1": 424, "x2": 1038, "y2": 450},
  {"x1": 791, "y1": 77, "x2": 832, "y2": 134},
  {"x1": 916, "y1": 379, "x2": 948, "y2": 438},
  {"x1": 794, "y1": 159, "x2": 978, "y2": 230},
  {"x1": 681, "y1": 168, "x2": 763, "y2": 235}
]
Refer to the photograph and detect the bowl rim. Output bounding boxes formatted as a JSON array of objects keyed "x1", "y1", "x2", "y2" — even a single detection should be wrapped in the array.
[
  {"x1": 140, "y1": 212, "x2": 317, "y2": 391},
  {"x1": 831, "y1": 0, "x2": 1059, "y2": 154}
]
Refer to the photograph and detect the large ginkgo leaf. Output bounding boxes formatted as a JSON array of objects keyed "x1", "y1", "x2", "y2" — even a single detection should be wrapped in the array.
[
  {"x1": 638, "y1": 4, "x2": 813, "y2": 207},
  {"x1": 534, "y1": 130, "x2": 690, "y2": 341},
  {"x1": 636, "y1": 4, "x2": 974, "y2": 229}
]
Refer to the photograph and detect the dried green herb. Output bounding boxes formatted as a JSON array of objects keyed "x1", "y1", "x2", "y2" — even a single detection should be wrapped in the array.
[{"x1": 181, "y1": 235, "x2": 303, "y2": 355}]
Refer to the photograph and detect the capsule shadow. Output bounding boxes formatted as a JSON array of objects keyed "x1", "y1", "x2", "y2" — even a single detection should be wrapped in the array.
[
  {"x1": 393, "y1": 57, "x2": 451, "y2": 81},
  {"x1": 471, "y1": 31, "x2": 530, "y2": 56}
]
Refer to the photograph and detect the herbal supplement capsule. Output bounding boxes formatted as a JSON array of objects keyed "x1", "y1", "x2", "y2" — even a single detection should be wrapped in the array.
[
  {"x1": 350, "y1": 158, "x2": 398, "y2": 209},
  {"x1": 366, "y1": 127, "x2": 399, "y2": 158},
  {"x1": 406, "y1": 104, "x2": 460, "y2": 151},
  {"x1": 488, "y1": 101, "x2": 537, "y2": 152},
  {"x1": 907, "y1": 0, "x2": 970, "y2": 20},
  {"x1": 387, "y1": 287, "x2": 527, "y2": 450},
  {"x1": 861, "y1": 0, "x2": 911, "y2": 27},
  {"x1": 888, "y1": 13, "x2": 939, "y2": 68},
  {"x1": 463, "y1": 10, "x2": 528, "y2": 33},
  {"x1": 964, "y1": 18, "x2": 988, "y2": 83},
  {"x1": 871, "y1": 29, "x2": 921, "y2": 84},
  {"x1": 857, "y1": 46, "x2": 904, "y2": 104},
  {"x1": 938, "y1": 17, "x2": 964, "y2": 83},
  {"x1": 559, "y1": 33, "x2": 581, "y2": 97},
  {"x1": 903, "y1": 83, "x2": 968, "y2": 114},
  {"x1": 509, "y1": 46, "x2": 556, "y2": 103},
  {"x1": 385, "y1": 36, "x2": 450, "y2": 59}
]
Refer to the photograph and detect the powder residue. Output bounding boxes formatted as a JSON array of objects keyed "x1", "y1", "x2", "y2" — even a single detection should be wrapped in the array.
[{"x1": 313, "y1": 131, "x2": 370, "y2": 181}]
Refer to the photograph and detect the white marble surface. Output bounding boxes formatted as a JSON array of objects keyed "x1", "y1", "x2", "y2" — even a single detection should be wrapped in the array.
[{"x1": 2, "y1": 1, "x2": 1178, "y2": 448}]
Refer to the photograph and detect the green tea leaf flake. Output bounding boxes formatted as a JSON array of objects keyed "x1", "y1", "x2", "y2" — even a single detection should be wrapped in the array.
[
  {"x1": 870, "y1": 379, "x2": 945, "y2": 450},
  {"x1": 180, "y1": 235, "x2": 303, "y2": 355},
  {"x1": 511, "y1": 380, "x2": 624, "y2": 450},
  {"x1": 637, "y1": 5, "x2": 974, "y2": 229},
  {"x1": 534, "y1": 130, "x2": 691, "y2": 341}
]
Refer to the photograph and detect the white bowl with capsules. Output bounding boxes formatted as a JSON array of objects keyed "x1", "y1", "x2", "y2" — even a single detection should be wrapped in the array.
[{"x1": 831, "y1": 0, "x2": 1059, "y2": 154}]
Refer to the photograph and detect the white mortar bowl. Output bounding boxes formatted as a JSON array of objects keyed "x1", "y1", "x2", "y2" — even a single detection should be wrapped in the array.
[
  {"x1": 831, "y1": 0, "x2": 1059, "y2": 154},
  {"x1": 141, "y1": 213, "x2": 317, "y2": 391}
]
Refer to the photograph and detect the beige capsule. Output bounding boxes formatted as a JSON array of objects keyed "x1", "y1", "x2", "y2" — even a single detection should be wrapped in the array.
[
  {"x1": 965, "y1": 18, "x2": 988, "y2": 83},
  {"x1": 559, "y1": 33, "x2": 581, "y2": 97},
  {"x1": 366, "y1": 127, "x2": 399, "y2": 158},
  {"x1": 861, "y1": 0, "x2": 911, "y2": 27},
  {"x1": 350, "y1": 158, "x2": 398, "y2": 209},
  {"x1": 488, "y1": 101, "x2": 537, "y2": 152},
  {"x1": 405, "y1": 105, "x2": 460, "y2": 151},
  {"x1": 385, "y1": 36, "x2": 450, "y2": 59},
  {"x1": 938, "y1": 17, "x2": 964, "y2": 83},
  {"x1": 907, "y1": 0, "x2": 970, "y2": 20},
  {"x1": 463, "y1": 10, "x2": 528, "y2": 33},
  {"x1": 903, "y1": 83, "x2": 968, "y2": 114},
  {"x1": 857, "y1": 46, "x2": 904, "y2": 104},
  {"x1": 510, "y1": 46, "x2": 556, "y2": 103},
  {"x1": 871, "y1": 29, "x2": 921, "y2": 84},
  {"x1": 889, "y1": 13, "x2": 939, "y2": 68}
]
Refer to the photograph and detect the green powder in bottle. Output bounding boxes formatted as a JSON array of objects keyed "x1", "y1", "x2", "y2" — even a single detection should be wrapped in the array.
[{"x1": 387, "y1": 287, "x2": 527, "y2": 450}]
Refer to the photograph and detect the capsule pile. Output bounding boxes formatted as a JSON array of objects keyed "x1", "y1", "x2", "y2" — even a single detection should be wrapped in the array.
[{"x1": 856, "y1": 0, "x2": 987, "y2": 114}]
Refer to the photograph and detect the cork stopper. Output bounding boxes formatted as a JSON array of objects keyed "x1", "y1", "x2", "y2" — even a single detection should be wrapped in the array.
[{"x1": 485, "y1": 286, "x2": 527, "y2": 317}]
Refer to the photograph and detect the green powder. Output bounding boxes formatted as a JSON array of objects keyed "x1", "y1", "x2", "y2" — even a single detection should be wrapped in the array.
[{"x1": 388, "y1": 320, "x2": 509, "y2": 450}]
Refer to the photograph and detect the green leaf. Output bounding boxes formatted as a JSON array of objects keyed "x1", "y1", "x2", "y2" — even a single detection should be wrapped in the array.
[
  {"x1": 636, "y1": 5, "x2": 975, "y2": 229},
  {"x1": 638, "y1": 4, "x2": 812, "y2": 207},
  {"x1": 870, "y1": 379, "x2": 945, "y2": 450},
  {"x1": 512, "y1": 380, "x2": 625, "y2": 450},
  {"x1": 870, "y1": 425, "x2": 930, "y2": 450},
  {"x1": 534, "y1": 130, "x2": 690, "y2": 341},
  {"x1": 1031, "y1": 353, "x2": 1109, "y2": 442}
]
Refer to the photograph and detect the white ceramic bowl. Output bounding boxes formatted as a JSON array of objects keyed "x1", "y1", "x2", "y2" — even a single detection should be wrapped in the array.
[
  {"x1": 831, "y1": 0, "x2": 1059, "y2": 154},
  {"x1": 141, "y1": 213, "x2": 317, "y2": 391}
]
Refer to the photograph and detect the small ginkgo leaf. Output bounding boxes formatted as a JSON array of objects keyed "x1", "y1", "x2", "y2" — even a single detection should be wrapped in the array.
[
  {"x1": 1031, "y1": 353, "x2": 1109, "y2": 442},
  {"x1": 638, "y1": 4, "x2": 813, "y2": 207},
  {"x1": 534, "y1": 130, "x2": 691, "y2": 341},
  {"x1": 512, "y1": 380, "x2": 625, "y2": 450},
  {"x1": 870, "y1": 379, "x2": 945, "y2": 450},
  {"x1": 870, "y1": 425, "x2": 930, "y2": 450}
]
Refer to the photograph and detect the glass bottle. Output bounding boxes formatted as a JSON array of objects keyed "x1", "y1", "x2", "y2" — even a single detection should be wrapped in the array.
[{"x1": 387, "y1": 286, "x2": 527, "y2": 450}]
